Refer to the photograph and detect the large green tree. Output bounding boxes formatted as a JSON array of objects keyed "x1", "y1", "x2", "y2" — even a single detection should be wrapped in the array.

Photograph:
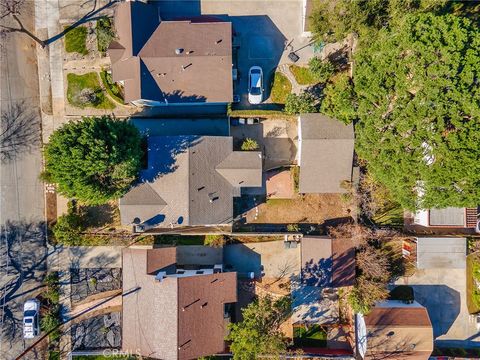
[
  {"x1": 310, "y1": 0, "x2": 447, "y2": 42},
  {"x1": 227, "y1": 295, "x2": 291, "y2": 360},
  {"x1": 43, "y1": 116, "x2": 142, "y2": 204},
  {"x1": 324, "y1": 13, "x2": 480, "y2": 210}
]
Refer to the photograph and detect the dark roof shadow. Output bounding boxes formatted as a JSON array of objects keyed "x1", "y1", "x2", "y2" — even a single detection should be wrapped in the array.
[
  {"x1": 408, "y1": 284, "x2": 460, "y2": 338},
  {"x1": 140, "y1": 135, "x2": 202, "y2": 182}
]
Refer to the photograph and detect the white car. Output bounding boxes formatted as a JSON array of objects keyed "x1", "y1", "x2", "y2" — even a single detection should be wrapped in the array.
[
  {"x1": 248, "y1": 66, "x2": 263, "y2": 104},
  {"x1": 23, "y1": 299, "x2": 40, "y2": 339}
]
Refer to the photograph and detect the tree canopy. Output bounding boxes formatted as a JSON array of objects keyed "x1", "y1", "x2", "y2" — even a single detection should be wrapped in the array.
[
  {"x1": 227, "y1": 295, "x2": 291, "y2": 360},
  {"x1": 310, "y1": 0, "x2": 447, "y2": 42},
  {"x1": 43, "y1": 116, "x2": 142, "y2": 204},
  {"x1": 323, "y1": 13, "x2": 480, "y2": 210}
]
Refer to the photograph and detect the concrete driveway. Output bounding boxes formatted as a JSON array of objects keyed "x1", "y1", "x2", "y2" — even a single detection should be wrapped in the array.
[
  {"x1": 231, "y1": 119, "x2": 298, "y2": 170},
  {"x1": 158, "y1": 0, "x2": 314, "y2": 108},
  {"x1": 396, "y1": 237, "x2": 480, "y2": 347},
  {"x1": 224, "y1": 240, "x2": 300, "y2": 279}
]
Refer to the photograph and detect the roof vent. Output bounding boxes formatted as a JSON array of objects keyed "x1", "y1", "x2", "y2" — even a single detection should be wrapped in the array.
[
  {"x1": 175, "y1": 48, "x2": 184, "y2": 55},
  {"x1": 182, "y1": 63, "x2": 193, "y2": 71},
  {"x1": 186, "y1": 50, "x2": 194, "y2": 55}
]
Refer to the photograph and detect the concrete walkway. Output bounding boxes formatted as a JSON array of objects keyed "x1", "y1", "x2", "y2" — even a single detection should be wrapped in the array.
[
  {"x1": 34, "y1": 0, "x2": 67, "y2": 142},
  {"x1": 48, "y1": 245, "x2": 123, "y2": 271}
]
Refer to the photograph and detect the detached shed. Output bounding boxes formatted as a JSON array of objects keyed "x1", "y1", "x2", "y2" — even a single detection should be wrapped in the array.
[
  {"x1": 416, "y1": 237, "x2": 466, "y2": 269},
  {"x1": 298, "y1": 114, "x2": 354, "y2": 194}
]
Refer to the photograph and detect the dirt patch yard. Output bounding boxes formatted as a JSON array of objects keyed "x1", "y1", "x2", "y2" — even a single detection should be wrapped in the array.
[{"x1": 245, "y1": 194, "x2": 353, "y2": 225}]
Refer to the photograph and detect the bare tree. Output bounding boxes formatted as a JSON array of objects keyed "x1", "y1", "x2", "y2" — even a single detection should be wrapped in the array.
[
  {"x1": 0, "y1": 0, "x2": 46, "y2": 48},
  {"x1": 356, "y1": 246, "x2": 390, "y2": 282},
  {"x1": 0, "y1": 100, "x2": 41, "y2": 162}
]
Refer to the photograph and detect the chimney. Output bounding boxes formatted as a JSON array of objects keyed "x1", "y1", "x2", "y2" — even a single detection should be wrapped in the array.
[{"x1": 216, "y1": 39, "x2": 222, "y2": 44}]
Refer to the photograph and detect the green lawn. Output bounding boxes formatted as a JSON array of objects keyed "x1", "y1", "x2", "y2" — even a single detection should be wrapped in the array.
[
  {"x1": 67, "y1": 72, "x2": 115, "y2": 109},
  {"x1": 293, "y1": 325, "x2": 327, "y2": 348},
  {"x1": 289, "y1": 65, "x2": 318, "y2": 85},
  {"x1": 270, "y1": 72, "x2": 292, "y2": 104},
  {"x1": 467, "y1": 253, "x2": 480, "y2": 314},
  {"x1": 64, "y1": 26, "x2": 89, "y2": 55}
]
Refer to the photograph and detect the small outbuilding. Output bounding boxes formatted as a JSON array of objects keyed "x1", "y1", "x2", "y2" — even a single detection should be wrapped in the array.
[{"x1": 297, "y1": 114, "x2": 354, "y2": 194}]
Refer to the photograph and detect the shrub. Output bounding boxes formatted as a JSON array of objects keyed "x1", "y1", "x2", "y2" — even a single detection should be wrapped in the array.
[
  {"x1": 287, "y1": 224, "x2": 300, "y2": 232},
  {"x1": 284, "y1": 92, "x2": 317, "y2": 115},
  {"x1": 309, "y1": 57, "x2": 336, "y2": 83},
  {"x1": 52, "y1": 213, "x2": 83, "y2": 245},
  {"x1": 41, "y1": 304, "x2": 61, "y2": 333},
  {"x1": 96, "y1": 17, "x2": 116, "y2": 53},
  {"x1": 389, "y1": 285, "x2": 414, "y2": 302},
  {"x1": 100, "y1": 70, "x2": 124, "y2": 104},
  {"x1": 241, "y1": 138, "x2": 259, "y2": 151},
  {"x1": 204, "y1": 234, "x2": 225, "y2": 247}
]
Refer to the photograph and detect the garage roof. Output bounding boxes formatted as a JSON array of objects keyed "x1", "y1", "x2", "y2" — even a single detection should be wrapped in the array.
[{"x1": 416, "y1": 237, "x2": 466, "y2": 269}]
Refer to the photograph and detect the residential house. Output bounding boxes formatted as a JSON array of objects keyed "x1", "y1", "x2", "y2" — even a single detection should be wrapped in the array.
[
  {"x1": 297, "y1": 114, "x2": 355, "y2": 194},
  {"x1": 119, "y1": 136, "x2": 262, "y2": 230},
  {"x1": 108, "y1": 1, "x2": 233, "y2": 106},
  {"x1": 356, "y1": 300, "x2": 433, "y2": 360},
  {"x1": 122, "y1": 246, "x2": 237, "y2": 360},
  {"x1": 292, "y1": 236, "x2": 356, "y2": 351}
]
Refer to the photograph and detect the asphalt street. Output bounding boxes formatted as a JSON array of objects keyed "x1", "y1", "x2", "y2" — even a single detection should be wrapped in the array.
[{"x1": 0, "y1": 9, "x2": 47, "y2": 360}]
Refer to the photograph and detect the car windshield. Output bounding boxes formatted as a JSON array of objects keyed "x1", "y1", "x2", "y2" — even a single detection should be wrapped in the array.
[
  {"x1": 24, "y1": 318, "x2": 33, "y2": 323},
  {"x1": 250, "y1": 87, "x2": 261, "y2": 95},
  {"x1": 24, "y1": 310, "x2": 36, "y2": 317}
]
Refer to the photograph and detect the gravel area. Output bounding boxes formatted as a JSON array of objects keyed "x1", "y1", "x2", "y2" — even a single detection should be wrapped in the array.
[
  {"x1": 70, "y1": 268, "x2": 122, "y2": 303},
  {"x1": 71, "y1": 312, "x2": 121, "y2": 350}
]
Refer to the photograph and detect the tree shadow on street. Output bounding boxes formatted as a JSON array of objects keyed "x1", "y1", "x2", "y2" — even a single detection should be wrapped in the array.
[
  {"x1": 0, "y1": 100, "x2": 41, "y2": 163},
  {"x1": 0, "y1": 220, "x2": 48, "y2": 344}
]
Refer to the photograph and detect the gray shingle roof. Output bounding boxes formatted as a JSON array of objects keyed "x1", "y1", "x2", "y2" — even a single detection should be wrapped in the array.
[
  {"x1": 215, "y1": 151, "x2": 262, "y2": 187},
  {"x1": 429, "y1": 207, "x2": 465, "y2": 226},
  {"x1": 298, "y1": 114, "x2": 354, "y2": 193},
  {"x1": 120, "y1": 136, "x2": 262, "y2": 227}
]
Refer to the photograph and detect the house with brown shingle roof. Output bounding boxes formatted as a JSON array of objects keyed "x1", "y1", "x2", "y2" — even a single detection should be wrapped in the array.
[
  {"x1": 122, "y1": 246, "x2": 237, "y2": 360},
  {"x1": 356, "y1": 300, "x2": 433, "y2": 360},
  {"x1": 108, "y1": 1, "x2": 233, "y2": 106}
]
